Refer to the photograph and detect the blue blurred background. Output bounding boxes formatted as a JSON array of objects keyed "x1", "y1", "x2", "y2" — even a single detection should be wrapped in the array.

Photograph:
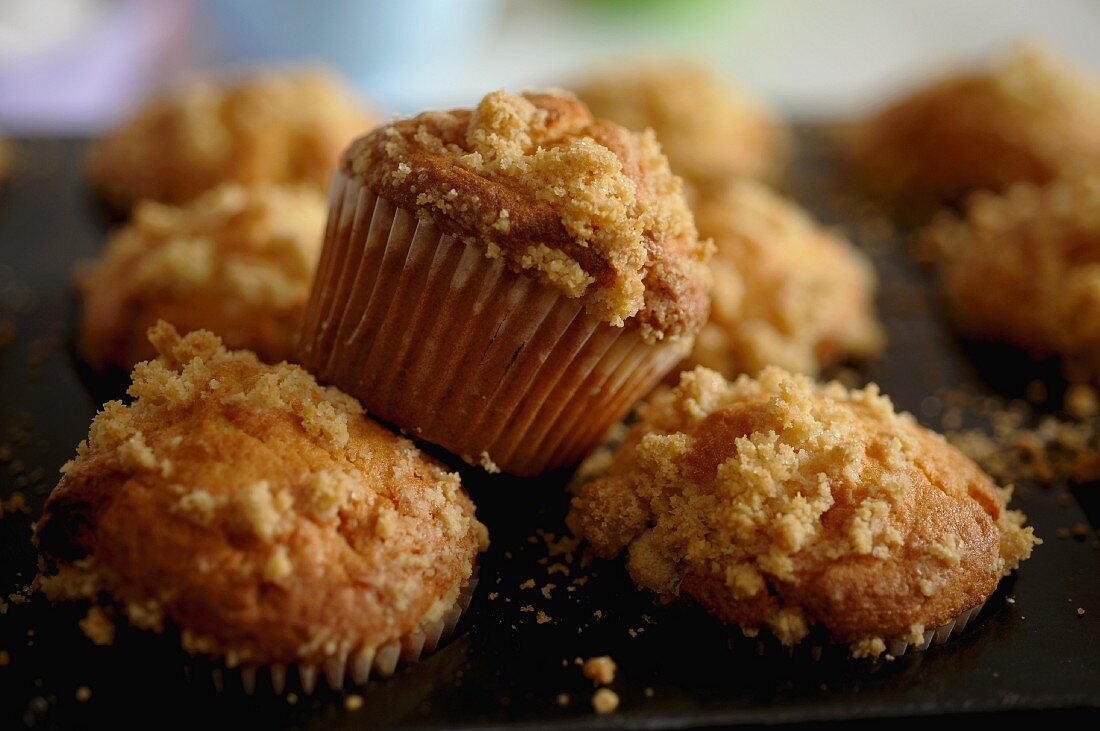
[{"x1": 2, "y1": 0, "x2": 1099, "y2": 132}]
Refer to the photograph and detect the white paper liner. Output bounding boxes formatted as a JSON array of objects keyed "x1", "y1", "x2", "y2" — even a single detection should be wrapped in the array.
[
  {"x1": 190, "y1": 566, "x2": 479, "y2": 694},
  {"x1": 727, "y1": 597, "x2": 990, "y2": 661},
  {"x1": 297, "y1": 172, "x2": 690, "y2": 476}
]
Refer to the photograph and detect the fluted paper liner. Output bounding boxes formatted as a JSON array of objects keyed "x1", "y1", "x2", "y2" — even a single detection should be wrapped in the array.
[
  {"x1": 189, "y1": 567, "x2": 479, "y2": 694},
  {"x1": 297, "y1": 172, "x2": 691, "y2": 476}
]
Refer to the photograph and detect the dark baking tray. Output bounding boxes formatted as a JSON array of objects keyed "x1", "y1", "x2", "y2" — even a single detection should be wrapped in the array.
[{"x1": 1, "y1": 134, "x2": 1098, "y2": 729}]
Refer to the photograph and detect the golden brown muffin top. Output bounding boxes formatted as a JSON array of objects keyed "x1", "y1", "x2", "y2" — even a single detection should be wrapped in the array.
[
  {"x1": 88, "y1": 70, "x2": 377, "y2": 209},
  {"x1": 569, "y1": 366, "x2": 1038, "y2": 654},
  {"x1": 77, "y1": 184, "x2": 327, "y2": 369},
  {"x1": 36, "y1": 323, "x2": 488, "y2": 667},
  {"x1": 922, "y1": 174, "x2": 1100, "y2": 378},
  {"x1": 850, "y1": 44, "x2": 1100, "y2": 202},
  {"x1": 687, "y1": 180, "x2": 883, "y2": 377},
  {"x1": 577, "y1": 60, "x2": 787, "y2": 192},
  {"x1": 344, "y1": 90, "x2": 712, "y2": 342}
]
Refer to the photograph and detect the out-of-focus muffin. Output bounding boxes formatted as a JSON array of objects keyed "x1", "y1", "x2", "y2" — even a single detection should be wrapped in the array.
[
  {"x1": 298, "y1": 90, "x2": 712, "y2": 475},
  {"x1": 36, "y1": 323, "x2": 487, "y2": 689},
  {"x1": 88, "y1": 70, "x2": 377, "y2": 211},
  {"x1": 849, "y1": 44, "x2": 1100, "y2": 203},
  {"x1": 569, "y1": 366, "x2": 1039, "y2": 657},
  {"x1": 77, "y1": 184, "x2": 326, "y2": 370},
  {"x1": 576, "y1": 60, "x2": 787, "y2": 196},
  {"x1": 921, "y1": 174, "x2": 1100, "y2": 379},
  {"x1": 686, "y1": 180, "x2": 882, "y2": 377}
]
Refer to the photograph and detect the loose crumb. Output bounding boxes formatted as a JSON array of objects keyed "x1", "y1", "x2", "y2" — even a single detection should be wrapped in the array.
[
  {"x1": 344, "y1": 694, "x2": 364, "y2": 711},
  {"x1": 1078, "y1": 607, "x2": 1086, "y2": 616},
  {"x1": 556, "y1": 693, "x2": 570, "y2": 706},
  {"x1": 75, "y1": 686, "x2": 91, "y2": 702},
  {"x1": 591, "y1": 688, "x2": 619, "y2": 714},
  {"x1": 582, "y1": 656, "x2": 617, "y2": 685},
  {"x1": 536, "y1": 611, "x2": 551, "y2": 625}
]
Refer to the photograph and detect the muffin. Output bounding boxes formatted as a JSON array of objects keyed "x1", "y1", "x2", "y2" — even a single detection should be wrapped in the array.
[
  {"x1": 577, "y1": 60, "x2": 786, "y2": 197},
  {"x1": 921, "y1": 174, "x2": 1100, "y2": 379},
  {"x1": 297, "y1": 90, "x2": 712, "y2": 476},
  {"x1": 568, "y1": 366, "x2": 1039, "y2": 657},
  {"x1": 35, "y1": 322, "x2": 487, "y2": 691},
  {"x1": 88, "y1": 70, "x2": 377, "y2": 211},
  {"x1": 77, "y1": 184, "x2": 326, "y2": 370},
  {"x1": 686, "y1": 180, "x2": 882, "y2": 377},
  {"x1": 849, "y1": 44, "x2": 1100, "y2": 203}
]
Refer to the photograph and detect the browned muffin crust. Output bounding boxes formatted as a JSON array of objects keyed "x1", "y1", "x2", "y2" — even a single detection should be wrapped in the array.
[
  {"x1": 77, "y1": 184, "x2": 326, "y2": 370},
  {"x1": 343, "y1": 90, "x2": 711, "y2": 342},
  {"x1": 88, "y1": 70, "x2": 377, "y2": 210},
  {"x1": 921, "y1": 174, "x2": 1100, "y2": 379},
  {"x1": 36, "y1": 323, "x2": 488, "y2": 667},
  {"x1": 576, "y1": 60, "x2": 788, "y2": 195},
  {"x1": 569, "y1": 367, "x2": 1038, "y2": 653},
  {"x1": 849, "y1": 44, "x2": 1100, "y2": 203}
]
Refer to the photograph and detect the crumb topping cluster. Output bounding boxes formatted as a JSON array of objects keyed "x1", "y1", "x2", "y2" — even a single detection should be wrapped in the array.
[
  {"x1": 77, "y1": 184, "x2": 326, "y2": 368},
  {"x1": 568, "y1": 366, "x2": 1038, "y2": 651},
  {"x1": 687, "y1": 180, "x2": 883, "y2": 377},
  {"x1": 345, "y1": 90, "x2": 711, "y2": 341},
  {"x1": 923, "y1": 174, "x2": 1100, "y2": 377},
  {"x1": 36, "y1": 323, "x2": 487, "y2": 666},
  {"x1": 577, "y1": 60, "x2": 786, "y2": 193},
  {"x1": 851, "y1": 44, "x2": 1100, "y2": 201},
  {"x1": 88, "y1": 70, "x2": 376, "y2": 209}
]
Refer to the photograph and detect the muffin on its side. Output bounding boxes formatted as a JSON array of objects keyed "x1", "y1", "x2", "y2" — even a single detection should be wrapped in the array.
[
  {"x1": 921, "y1": 174, "x2": 1100, "y2": 379},
  {"x1": 298, "y1": 90, "x2": 712, "y2": 476},
  {"x1": 36, "y1": 323, "x2": 487, "y2": 691},
  {"x1": 686, "y1": 180, "x2": 882, "y2": 377},
  {"x1": 77, "y1": 184, "x2": 326, "y2": 370},
  {"x1": 849, "y1": 44, "x2": 1100, "y2": 203},
  {"x1": 88, "y1": 70, "x2": 376, "y2": 211},
  {"x1": 569, "y1": 366, "x2": 1038, "y2": 657},
  {"x1": 577, "y1": 60, "x2": 786, "y2": 196}
]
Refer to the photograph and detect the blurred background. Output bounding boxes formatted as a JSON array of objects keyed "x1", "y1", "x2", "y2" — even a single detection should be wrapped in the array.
[{"x1": 2, "y1": 0, "x2": 1099, "y2": 133}]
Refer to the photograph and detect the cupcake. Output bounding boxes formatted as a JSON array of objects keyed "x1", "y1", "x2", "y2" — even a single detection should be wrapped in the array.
[
  {"x1": 77, "y1": 184, "x2": 326, "y2": 370},
  {"x1": 849, "y1": 44, "x2": 1100, "y2": 203},
  {"x1": 577, "y1": 60, "x2": 787, "y2": 197},
  {"x1": 686, "y1": 180, "x2": 882, "y2": 378},
  {"x1": 921, "y1": 174, "x2": 1100, "y2": 379},
  {"x1": 298, "y1": 90, "x2": 712, "y2": 476},
  {"x1": 88, "y1": 70, "x2": 377, "y2": 211},
  {"x1": 35, "y1": 322, "x2": 487, "y2": 691},
  {"x1": 568, "y1": 366, "x2": 1039, "y2": 657}
]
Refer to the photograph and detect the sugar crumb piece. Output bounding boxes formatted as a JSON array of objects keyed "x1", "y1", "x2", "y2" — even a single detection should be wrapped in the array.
[
  {"x1": 519, "y1": 579, "x2": 535, "y2": 590},
  {"x1": 1078, "y1": 607, "x2": 1086, "y2": 616},
  {"x1": 540, "y1": 583, "x2": 555, "y2": 599},
  {"x1": 478, "y1": 451, "x2": 500, "y2": 474},
  {"x1": 520, "y1": 605, "x2": 534, "y2": 613},
  {"x1": 591, "y1": 688, "x2": 619, "y2": 714},
  {"x1": 536, "y1": 611, "x2": 551, "y2": 624},
  {"x1": 78, "y1": 607, "x2": 115, "y2": 646},
  {"x1": 582, "y1": 656, "x2": 617, "y2": 685}
]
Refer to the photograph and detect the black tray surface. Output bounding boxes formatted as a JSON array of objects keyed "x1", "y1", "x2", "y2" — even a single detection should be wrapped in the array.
[{"x1": 1, "y1": 136, "x2": 1097, "y2": 729}]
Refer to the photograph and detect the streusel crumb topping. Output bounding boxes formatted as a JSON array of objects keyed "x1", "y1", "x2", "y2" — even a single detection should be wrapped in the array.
[
  {"x1": 687, "y1": 180, "x2": 882, "y2": 377},
  {"x1": 77, "y1": 184, "x2": 326, "y2": 369},
  {"x1": 88, "y1": 70, "x2": 377, "y2": 209},
  {"x1": 344, "y1": 90, "x2": 711, "y2": 341},
  {"x1": 577, "y1": 59, "x2": 787, "y2": 194},
  {"x1": 922, "y1": 174, "x2": 1100, "y2": 379},
  {"x1": 569, "y1": 366, "x2": 1038, "y2": 652},
  {"x1": 36, "y1": 323, "x2": 487, "y2": 666}
]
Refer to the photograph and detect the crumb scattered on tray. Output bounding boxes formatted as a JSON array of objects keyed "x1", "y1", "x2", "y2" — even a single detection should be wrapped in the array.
[
  {"x1": 582, "y1": 656, "x2": 617, "y2": 685},
  {"x1": 591, "y1": 688, "x2": 619, "y2": 714}
]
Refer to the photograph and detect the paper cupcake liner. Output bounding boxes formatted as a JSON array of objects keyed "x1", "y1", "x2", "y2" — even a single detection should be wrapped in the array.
[
  {"x1": 297, "y1": 172, "x2": 690, "y2": 476},
  {"x1": 727, "y1": 598, "x2": 989, "y2": 661},
  {"x1": 187, "y1": 566, "x2": 479, "y2": 695}
]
